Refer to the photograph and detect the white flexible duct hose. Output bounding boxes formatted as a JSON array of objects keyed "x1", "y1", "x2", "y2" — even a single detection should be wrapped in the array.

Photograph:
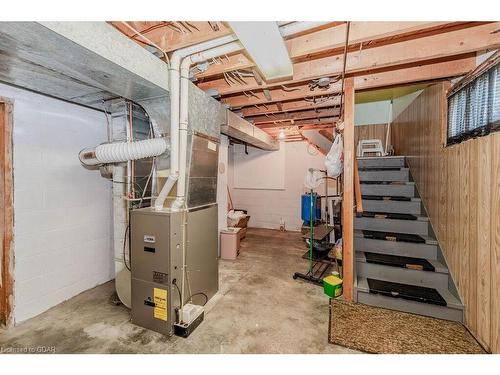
[{"x1": 79, "y1": 138, "x2": 169, "y2": 166}]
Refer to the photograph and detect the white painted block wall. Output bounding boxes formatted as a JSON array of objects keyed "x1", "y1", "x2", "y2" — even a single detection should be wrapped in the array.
[
  {"x1": 229, "y1": 141, "x2": 332, "y2": 231},
  {"x1": 0, "y1": 83, "x2": 113, "y2": 323}
]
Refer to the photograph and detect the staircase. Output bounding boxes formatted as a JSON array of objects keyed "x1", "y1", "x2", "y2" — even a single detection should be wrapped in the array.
[{"x1": 354, "y1": 156, "x2": 464, "y2": 322}]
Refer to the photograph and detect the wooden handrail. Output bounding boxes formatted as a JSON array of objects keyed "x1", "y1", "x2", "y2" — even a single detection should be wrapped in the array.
[{"x1": 354, "y1": 159, "x2": 363, "y2": 216}]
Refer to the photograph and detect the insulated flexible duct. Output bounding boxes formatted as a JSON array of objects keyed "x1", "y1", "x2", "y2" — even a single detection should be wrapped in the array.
[{"x1": 79, "y1": 137, "x2": 169, "y2": 166}]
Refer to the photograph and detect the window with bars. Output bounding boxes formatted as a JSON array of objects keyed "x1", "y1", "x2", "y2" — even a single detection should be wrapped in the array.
[{"x1": 447, "y1": 61, "x2": 499, "y2": 145}]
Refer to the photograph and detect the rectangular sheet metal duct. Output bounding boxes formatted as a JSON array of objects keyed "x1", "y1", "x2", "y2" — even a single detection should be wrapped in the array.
[
  {"x1": 228, "y1": 22, "x2": 293, "y2": 82},
  {"x1": 223, "y1": 111, "x2": 280, "y2": 151},
  {"x1": 0, "y1": 22, "x2": 169, "y2": 110}
]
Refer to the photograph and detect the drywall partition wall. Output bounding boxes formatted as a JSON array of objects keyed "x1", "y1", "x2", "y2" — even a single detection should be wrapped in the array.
[
  {"x1": 229, "y1": 141, "x2": 332, "y2": 231},
  {"x1": 391, "y1": 82, "x2": 500, "y2": 353},
  {"x1": 0, "y1": 83, "x2": 113, "y2": 323},
  {"x1": 354, "y1": 100, "x2": 391, "y2": 126},
  {"x1": 233, "y1": 143, "x2": 285, "y2": 190}
]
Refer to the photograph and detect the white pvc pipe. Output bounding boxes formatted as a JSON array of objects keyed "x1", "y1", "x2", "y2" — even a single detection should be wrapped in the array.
[
  {"x1": 172, "y1": 41, "x2": 244, "y2": 210},
  {"x1": 171, "y1": 41, "x2": 244, "y2": 313},
  {"x1": 154, "y1": 34, "x2": 238, "y2": 211},
  {"x1": 279, "y1": 21, "x2": 332, "y2": 37}
]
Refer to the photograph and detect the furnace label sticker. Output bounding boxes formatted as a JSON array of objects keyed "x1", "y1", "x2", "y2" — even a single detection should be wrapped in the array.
[
  {"x1": 144, "y1": 235, "x2": 156, "y2": 243},
  {"x1": 153, "y1": 288, "x2": 167, "y2": 321},
  {"x1": 153, "y1": 271, "x2": 168, "y2": 284}
]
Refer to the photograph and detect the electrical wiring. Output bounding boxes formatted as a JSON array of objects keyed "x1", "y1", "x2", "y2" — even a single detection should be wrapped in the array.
[
  {"x1": 172, "y1": 279, "x2": 182, "y2": 308},
  {"x1": 120, "y1": 21, "x2": 170, "y2": 65},
  {"x1": 187, "y1": 292, "x2": 208, "y2": 306},
  {"x1": 338, "y1": 21, "x2": 351, "y2": 122},
  {"x1": 122, "y1": 223, "x2": 131, "y2": 271}
]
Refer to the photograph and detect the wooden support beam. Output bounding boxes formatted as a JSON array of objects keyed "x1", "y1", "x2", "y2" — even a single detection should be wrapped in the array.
[
  {"x1": 265, "y1": 123, "x2": 337, "y2": 139},
  {"x1": 247, "y1": 107, "x2": 340, "y2": 124},
  {"x1": 241, "y1": 97, "x2": 343, "y2": 117},
  {"x1": 342, "y1": 77, "x2": 355, "y2": 301},
  {"x1": 319, "y1": 129, "x2": 335, "y2": 142},
  {"x1": 286, "y1": 21, "x2": 451, "y2": 61},
  {"x1": 299, "y1": 123, "x2": 338, "y2": 131},
  {"x1": 224, "y1": 56, "x2": 475, "y2": 110},
  {"x1": 223, "y1": 84, "x2": 341, "y2": 108},
  {"x1": 0, "y1": 98, "x2": 13, "y2": 327},
  {"x1": 257, "y1": 117, "x2": 338, "y2": 129},
  {"x1": 196, "y1": 22, "x2": 459, "y2": 81},
  {"x1": 197, "y1": 22, "x2": 498, "y2": 91}
]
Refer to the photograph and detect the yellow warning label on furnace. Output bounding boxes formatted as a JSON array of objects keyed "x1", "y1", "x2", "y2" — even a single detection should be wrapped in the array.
[{"x1": 153, "y1": 288, "x2": 167, "y2": 321}]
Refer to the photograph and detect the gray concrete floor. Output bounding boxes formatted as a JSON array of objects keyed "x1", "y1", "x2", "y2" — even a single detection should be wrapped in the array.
[{"x1": 0, "y1": 228, "x2": 358, "y2": 354}]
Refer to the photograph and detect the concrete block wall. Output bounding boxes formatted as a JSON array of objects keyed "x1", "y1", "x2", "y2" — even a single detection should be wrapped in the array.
[
  {"x1": 0, "y1": 83, "x2": 113, "y2": 323},
  {"x1": 228, "y1": 141, "x2": 332, "y2": 231}
]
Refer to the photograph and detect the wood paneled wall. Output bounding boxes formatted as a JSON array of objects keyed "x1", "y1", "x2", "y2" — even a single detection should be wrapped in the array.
[
  {"x1": 354, "y1": 123, "x2": 389, "y2": 152},
  {"x1": 391, "y1": 82, "x2": 500, "y2": 353},
  {"x1": 0, "y1": 99, "x2": 13, "y2": 326}
]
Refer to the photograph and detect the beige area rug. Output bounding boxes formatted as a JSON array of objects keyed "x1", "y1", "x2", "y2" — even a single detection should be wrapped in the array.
[{"x1": 329, "y1": 300, "x2": 486, "y2": 354}]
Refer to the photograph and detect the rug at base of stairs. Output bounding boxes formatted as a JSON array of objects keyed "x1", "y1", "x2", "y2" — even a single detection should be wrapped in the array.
[{"x1": 329, "y1": 300, "x2": 486, "y2": 354}]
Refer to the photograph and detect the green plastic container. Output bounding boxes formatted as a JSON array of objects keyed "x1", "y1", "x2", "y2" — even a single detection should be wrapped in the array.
[{"x1": 323, "y1": 274, "x2": 343, "y2": 298}]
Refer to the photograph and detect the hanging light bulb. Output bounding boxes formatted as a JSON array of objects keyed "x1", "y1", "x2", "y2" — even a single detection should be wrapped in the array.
[{"x1": 278, "y1": 128, "x2": 286, "y2": 140}]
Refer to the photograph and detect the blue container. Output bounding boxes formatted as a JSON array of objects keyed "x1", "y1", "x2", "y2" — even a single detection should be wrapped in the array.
[{"x1": 301, "y1": 193, "x2": 321, "y2": 224}]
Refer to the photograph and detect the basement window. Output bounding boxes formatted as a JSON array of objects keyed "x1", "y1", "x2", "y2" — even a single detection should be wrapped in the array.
[{"x1": 447, "y1": 59, "x2": 499, "y2": 145}]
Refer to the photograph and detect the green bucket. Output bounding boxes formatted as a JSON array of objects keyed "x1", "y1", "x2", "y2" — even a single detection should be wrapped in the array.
[{"x1": 323, "y1": 274, "x2": 343, "y2": 298}]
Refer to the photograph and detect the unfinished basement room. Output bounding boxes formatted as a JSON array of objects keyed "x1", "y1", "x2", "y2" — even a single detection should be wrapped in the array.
[{"x1": 1, "y1": 1, "x2": 500, "y2": 370}]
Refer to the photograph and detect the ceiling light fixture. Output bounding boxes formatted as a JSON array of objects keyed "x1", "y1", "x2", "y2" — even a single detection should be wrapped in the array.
[{"x1": 278, "y1": 128, "x2": 286, "y2": 140}]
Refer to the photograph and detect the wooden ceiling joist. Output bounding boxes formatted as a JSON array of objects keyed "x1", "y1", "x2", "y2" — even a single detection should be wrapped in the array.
[
  {"x1": 223, "y1": 83, "x2": 342, "y2": 108},
  {"x1": 286, "y1": 21, "x2": 454, "y2": 62},
  {"x1": 257, "y1": 117, "x2": 338, "y2": 129},
  {"x1": 248, "y1": 107, "x2": 340, "y2": 125},
  {"x1": 194, "y1": 21, "x2": 461, "y2": 82},
  {"x1": 110, "y1": 21, "x2": 232, "y2": 53},
  {"x1": 227, "y1": 55, "x2": 475, "y2": 111},
  {"x1": 196, "y1": 22, "x2": 499, "y2": 95},
  {"x1": 111, "y1": 20, "x2": 499, "y2": 141},
  {"x1": 241, "y1": 97, "x2": 340, "y2": 117}
]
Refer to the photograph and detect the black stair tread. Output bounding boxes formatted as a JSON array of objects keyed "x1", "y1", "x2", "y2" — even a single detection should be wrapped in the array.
[
  {"x1": 358, "y1": 167, "x2": 406, "y2": 171},
  {"x1": 367, "y1": 278, "x2": 447, "y2": 307},
  {"x1": 357, "y1": 156, "x2": 405, "y2": 160},
  {"x1": 361, "y1": 230, "x2": 426, "y2": 243},
  {"x1": 361, "y1": 181, "x2": 414, "y2": 185},
  {"x1": 362, "y1": 195, "x2": 412, "y2": 202},
  {"x1": 360, "y1": 212, "x2": 418, "y2": 220},
  {"x1": 363, "y1": 252, "x2": 435, "y2": 272}
]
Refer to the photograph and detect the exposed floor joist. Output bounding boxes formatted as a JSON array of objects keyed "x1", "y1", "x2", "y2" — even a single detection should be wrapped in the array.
[
  {"x1": 195, "y1": 22, "x2": 497, "y2": 87},
  {"x1": 110, "y1": 20, "x2": 499, "y2": 140},
  {"x1": 110, "y1": 21, "x2": 232, "y2": 53},
  {"x1": 248, "y1": 107, "x2": 340, "y2": 125},
  {"x1": 230, "y1": 56, "x2": 475, "y2": 111}
]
